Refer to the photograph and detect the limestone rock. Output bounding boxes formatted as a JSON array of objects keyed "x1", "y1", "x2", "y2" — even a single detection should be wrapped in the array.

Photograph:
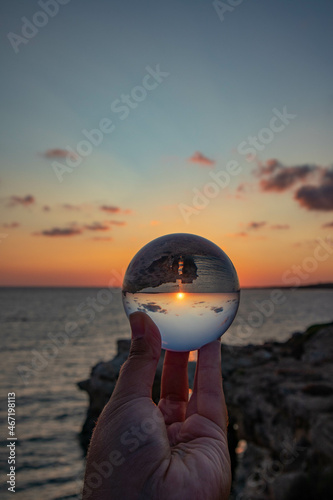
[{"x1": 78, "y1": 322, "x2": 333, "y2": 499}]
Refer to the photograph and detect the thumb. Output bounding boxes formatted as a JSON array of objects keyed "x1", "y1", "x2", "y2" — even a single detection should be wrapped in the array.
[{"x1": 112, "y1": 312, "x2": 162, "y2": 401}]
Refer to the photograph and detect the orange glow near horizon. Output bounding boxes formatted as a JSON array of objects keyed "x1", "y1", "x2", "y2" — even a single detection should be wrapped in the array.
[
  {"x1": 176, "y1": 292, "x2": 185, "y2": 299},
  {"x1": 0, "y1": 220, "x2": 332, "y2": 288}
]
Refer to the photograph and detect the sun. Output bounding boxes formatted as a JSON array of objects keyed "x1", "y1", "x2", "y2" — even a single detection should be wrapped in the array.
[{"x1": 176, "y1": 292, "x2": 185, "y2": 300}]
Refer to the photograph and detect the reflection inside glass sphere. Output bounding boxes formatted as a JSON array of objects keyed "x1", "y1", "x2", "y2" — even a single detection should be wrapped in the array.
[{"x1": 122, "y1": 233, "x2": 240, "y2": 351}]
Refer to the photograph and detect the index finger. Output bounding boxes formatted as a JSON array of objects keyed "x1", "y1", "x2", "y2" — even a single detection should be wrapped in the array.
[{"x1": 186, "y1": 340, "x2": 228, "y2": 429}]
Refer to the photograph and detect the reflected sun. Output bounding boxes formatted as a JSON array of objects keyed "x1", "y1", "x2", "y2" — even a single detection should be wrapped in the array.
[{"x1": 176, "y1": 292, "x2": 185, "y2": 300}]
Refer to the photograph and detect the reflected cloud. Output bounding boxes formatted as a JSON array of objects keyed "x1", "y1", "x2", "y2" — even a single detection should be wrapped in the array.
[
  {"x1": 138, "y1": 302, "x2": 168, "y2": 314},
  {"x1": 211, "y1": 306, "x2": 224, "y2": 313}
]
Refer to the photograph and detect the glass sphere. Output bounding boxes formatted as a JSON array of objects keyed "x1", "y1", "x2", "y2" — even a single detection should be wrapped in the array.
[{"x1": 122, "y1": 233, "x2": 240, "y2": 351}]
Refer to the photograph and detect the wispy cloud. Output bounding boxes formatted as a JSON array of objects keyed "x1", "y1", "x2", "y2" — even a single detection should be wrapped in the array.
[
  {"x1": 62, "y1": 203, "x2": 82, "y2": 211},
  {"x1": 7, "y1": 195, "x2": 35, "y2": 207},
  {"x1": 43, "y1": 148, "x2": 78, "y2": 160},
  {"x1": 90, "y1": 236, "x2": 113, "y2": 241},
  {"x1": 270, "y1": 224, "x2": 290, "y2": 230},
  {"x1": 258, "y1": 158, "x2": 281, "y2": 174},
  {"x1": 236, "y1": 182, "x2": 252, "y2": 193},
  {"x1": 292, "y1": 238, "x2": 332, "y2": 249},
  {"x1": 100, "y1": 205, "x2": 121, "y2": 213},
  {"x1": 107, "y1": 220, "x2": 126, "y2": 226},
  {"x1": 34, "y1": 227, "x2": 82, "y2": 237},
  {"x1": 85, "y1": 222, "x2": 110, "y2": 231},
  {"x1": 188, "y1": 151, "x2": 215, "y2": 167},
  {"x1": 247, "y1": 221, "x2": 267, "y2": 230},
  {"x1": 100, "y1": 205, "x2": 132, "y2": 214},
  {"x1": 1, "y1": 222, "x2": 20, "y2": 228},
  {"x1": 322, "y1": 221, "x2": 333, "y2": 228},
  {"x1": 33, "y1": 217, "x2": 126, "y2": 238},
  {"x1": 226, "y1": 232, "x2": 248, "y2": 238}
]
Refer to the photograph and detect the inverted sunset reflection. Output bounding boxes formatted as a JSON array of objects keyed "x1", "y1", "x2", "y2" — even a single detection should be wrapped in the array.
[{"x1": 123, "y1": 292, "x2": 239, "y2": 351}]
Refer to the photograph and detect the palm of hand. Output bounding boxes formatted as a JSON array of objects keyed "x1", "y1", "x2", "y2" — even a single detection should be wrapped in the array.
[{"x1": 84, "y1": 313, "x2": 231, "y2": 500}]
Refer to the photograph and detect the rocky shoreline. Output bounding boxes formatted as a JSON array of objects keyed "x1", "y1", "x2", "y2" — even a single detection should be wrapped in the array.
[{"x1": 78, "y1": 322, "x2": 333, "y2": 499}]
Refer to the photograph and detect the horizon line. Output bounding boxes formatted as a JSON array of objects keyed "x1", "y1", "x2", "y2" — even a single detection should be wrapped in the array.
[{"x1": 0, "y1": 282, "x2": 332, "y2": 290}]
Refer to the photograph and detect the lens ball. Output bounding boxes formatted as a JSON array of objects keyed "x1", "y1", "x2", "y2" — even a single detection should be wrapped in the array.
[{"x1": 122, "y1": 233, "x2": 240, "y2": 351}]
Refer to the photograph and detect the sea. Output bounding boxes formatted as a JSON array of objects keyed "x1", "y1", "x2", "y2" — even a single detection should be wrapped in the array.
[{"x1": 0, "y1": 287, "x2": 332, "y2": 500}]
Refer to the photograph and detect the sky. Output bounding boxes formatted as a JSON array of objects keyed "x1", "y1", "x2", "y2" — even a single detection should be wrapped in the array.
[{"x1": 0, "y1": 0, "x2": 332, "y2": 287}]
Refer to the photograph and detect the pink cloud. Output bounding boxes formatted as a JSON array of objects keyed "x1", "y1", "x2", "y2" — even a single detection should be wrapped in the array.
[
  {"x1": 188, "y1": 151, "x2": 215, "y2": 167},
  {"x1": 43, "y1": 148, "x2": 78, "y2": 160},
  {"x1": 100, "y1": 205, "x2": 122, "y2": 213},
  {"x1": 100, "y1": 205, "x2": 132, "y2": 215}
]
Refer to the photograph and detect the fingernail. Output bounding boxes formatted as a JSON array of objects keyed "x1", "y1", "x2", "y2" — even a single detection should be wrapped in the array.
[{"x1": 130, "y1": 312, "x2": 145, "y2": 340}]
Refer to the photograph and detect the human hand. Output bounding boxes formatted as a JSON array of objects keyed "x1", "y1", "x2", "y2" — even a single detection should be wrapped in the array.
[{"x1": 83, "y1": 312, "x2": 231, "y2": 500}]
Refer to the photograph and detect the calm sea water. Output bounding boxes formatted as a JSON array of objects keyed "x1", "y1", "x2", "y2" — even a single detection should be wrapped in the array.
[{"x1": 0, "y1": 287, "x2": 332, "y2": 500}]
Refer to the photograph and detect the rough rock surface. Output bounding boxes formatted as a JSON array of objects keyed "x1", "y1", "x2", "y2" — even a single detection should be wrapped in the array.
[{"x1": 78, "y1": 323, "x2": 333, "y2": 499}]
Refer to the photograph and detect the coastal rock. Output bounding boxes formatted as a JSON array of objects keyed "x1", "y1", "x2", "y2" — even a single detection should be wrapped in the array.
[{"x1": 78, "y1": 322, "x2": 333, "y2": 499}]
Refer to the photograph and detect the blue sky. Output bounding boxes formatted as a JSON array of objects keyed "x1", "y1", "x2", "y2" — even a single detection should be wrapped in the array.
[{"x1": 0, "y1": 0, "x2": 332, "y2": 286}]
